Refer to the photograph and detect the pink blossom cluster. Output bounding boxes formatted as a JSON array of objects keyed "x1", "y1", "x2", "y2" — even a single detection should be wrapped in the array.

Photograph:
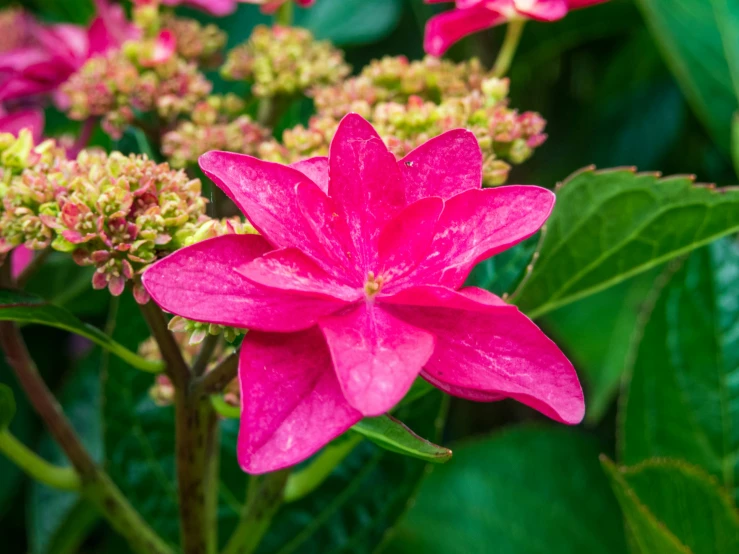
[{"x1": 258, "y1": 56, "x2": 546, "y2": 185}]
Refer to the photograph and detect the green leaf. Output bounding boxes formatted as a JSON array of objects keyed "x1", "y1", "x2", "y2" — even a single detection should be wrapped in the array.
[
  {"x1": 28, "y1": 352, "x2": 103, "y2": 554},
  {"x1": 545, "y1": 269, "x2": 659, "y2": 423},
  {"x1": 384, "y1": 426, "x2": 627, "y2": 554},
  {"x1": 513, "y1": 168, "x2": 739, "y2": 318},
  {"x1": 465, "y1": 233, "x2": 540, "y2": 297},
  {"x1": 602, "y1": 457, "x2": 739, "y2": 554},
  {"x1": 0, "y1": 384, "x2": 15, "y2": 431},
  {"x1": 257, "y1": 390, "x2": 447, "y2": 554},
  {"x1": 351, "y1": 415, "x2": 451, "y2": 464},
  {"x1": 0, "y1": 289, "x2": 163, "y2": 373},
  {"x1": 620, "y1": 239, "x2": 739, "y2": 501},
  {"x1": 297, "y1": 0, "x2": 403, "y2": 46},
  {"x1": 636, "y1": 0, "x2": 739, "y2": 150}
]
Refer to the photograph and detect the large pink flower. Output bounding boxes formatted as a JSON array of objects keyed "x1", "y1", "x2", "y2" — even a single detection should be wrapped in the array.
[
  {"x1": 143, "y1": 114, "x2": 584, "y2": 474},
  {"x1": 0, "y1": 1, "x2": 136, "y2": 105},
  {"x1": 425, "y1": 0, "x2": 609, "y2": 56}
]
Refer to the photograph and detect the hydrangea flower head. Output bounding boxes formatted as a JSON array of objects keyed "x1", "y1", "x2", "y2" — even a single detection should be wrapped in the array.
[
  {"x1": 143, "y1": 114, "x2": 584, "y2": 474},
  {"x1": 425, "y1": 0, "x2": 609, "y2": 56}
]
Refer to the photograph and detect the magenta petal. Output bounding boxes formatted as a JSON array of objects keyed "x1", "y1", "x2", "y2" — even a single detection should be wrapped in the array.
[
  {"x1": 518, "y1": 0, "x2": 569, "y2": 21},
  {"x1": 199, "y1": 151, "x2": 318, "y2": 250},
  {"x1": 296, "y1": 180, "x2": 363, "y2": 283},
  {"x1": 399, "y1": 129, "x2": 482, "y2": 204},
  {"x1": 0, "y1": 109, "x2": 44, "y2": 142},
  {"x1": 319, "y1": 302, "x2": 435, "y2": 417},
  {"x1": 328, "y1": 114, "x2": 406, "y2": 273},
  {"x1": 237, "y1": 248, "x2": 361, "y2": 302},
  {"x1": 142, "y1": 235, "x2": 345, "y2": 332},
  {"x1": 424, "y1": 6, "x2": 505, "y2": 56},
  {"x1": 410, "y1": 185, "x2": 555, "y2": 288},
  {"x1": 291, "y1": 157, "x2": 329, "y2": 193},
  {"x1": 385, "y1": 286, "x2": 585, "y2": 424},
  {"x1": 238, "y1": 329, "x2": 361, "y2": 474},
  {"x1": 378, "y1": 196, "x2": 443, "y2": 284}
]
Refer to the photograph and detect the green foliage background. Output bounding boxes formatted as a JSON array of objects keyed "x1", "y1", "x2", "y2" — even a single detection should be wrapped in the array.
[{"x1": 1, "y1": 0, "x2": 738, "y2": 552}]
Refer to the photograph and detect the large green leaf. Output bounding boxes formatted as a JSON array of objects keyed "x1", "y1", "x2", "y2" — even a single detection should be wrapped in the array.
[
  {"x1": 620, "y1": 239, "x2": 739, "y2": 501},
  {"x1": 28, "y1": 352, "x2": 102, "y2": 554},
  {"x1": 602, "y1": 458, "x2": 739, "y2": 554},
  {"x1": 257, "y1": 390, "x2": 447, "y2": 554},
  {"x1": 384, "y1": 426, "x2": 627, "y2": 554},
  {"x1": 636, "y1": 0, "x2": 739, "y2": 150},
  {"x1": 513, "y1": 168, "x2": 739, "y2": 318},
  {"x1": 0, "y1": 289, "x2": 162, "y2": 373},
  {"x1": 297, "y1": 0, "x2": 403, "y2": 46},
  {"x1": 545, "y1": 269, "x2": 659, "y2": 423}
]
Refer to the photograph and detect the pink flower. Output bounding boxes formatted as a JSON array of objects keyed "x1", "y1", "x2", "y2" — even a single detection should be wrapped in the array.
[
  {"x1": 158, "y1": 0, "x2": 243, "y2": 16},
  {"x1": 0, "y1": 1, "x2": 137, "y2": 105},
  {"x1": 0, "y1": 106, "x2": 44, "y2": 142},
  {"x1": 143, "y1": 114, "x2": 584, "y2": 474},
  {"x1": 425, "y1": 0, "x2": 609, "y2": 56}
]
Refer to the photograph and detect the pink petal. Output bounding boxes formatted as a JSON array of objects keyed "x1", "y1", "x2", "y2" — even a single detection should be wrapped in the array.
[
  {"x1": 319, "y1": 302, "x2": 435, "y2": 417},
  {"x1": 237, "y1": 248, "x2": 361, "y2": 302},
  {"x1": 291, "y1": 157, "x2": 328, "y2": 193},
  {"x1": 238, "y1": 328, "x2": 361, "y2": 474},
  {"x1": 296, "y1": 180, "x2": 363, "y2": 284},
  {"x1": 142, "y1": 234, "x2": 345, "y2": 332},
  {"x1": 160, "y1": 0, "x2": 238, "y2": 16},
  {"x1": 328, "y1": 114, "x2": 406, "y2": 274},
  {"x1": 399, "y1": 129, "x2": 482, "y2": 204},
  {"x1": 0, "y1": 109, "x2": 44, "y2": 142},
  {"x1": 199, "y1": 151, "x2": 320, "y2": 251},
  {"x1": 516, "y1": 0, "x2": 568, "y2": 21},
  {"x1": 407, "y1": 185, "x2": 554, "y2": 289},
  {"x1": 11, "y1": 246, "x2": 33, "y2": 280},
  {"x1": 424, "y1": 6, "x2": 506, "y2": 56},
  {"x1": 384, "y1": 285, "x2": 584, "y2": 424},
  {"x1": 378, "y1": 197, "x2": 443, "y2": 283}
]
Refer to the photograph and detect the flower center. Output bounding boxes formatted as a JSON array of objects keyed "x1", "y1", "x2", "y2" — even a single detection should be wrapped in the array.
[{"x1": 364, "y1": 271, "x2": 384, "y2": 297}]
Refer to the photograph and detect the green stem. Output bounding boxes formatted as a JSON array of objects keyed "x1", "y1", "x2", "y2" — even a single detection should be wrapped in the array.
[
  {"x1": 0, "y1": 429, "x2": 81, "y2": 491},
  {"x1": 210, "y1": 395, "x2": 240, "y2": 419},
  {"x1": 284, "y1": 435, "x2": 362, "y2": 503},
  {"x1": 0, "y1": 320, "x2": 173, "y2": 554},
  {"x1": 223, "y1": 470, "x2": 290, "y2": 554},
  {"x1": 192, "y1": 334, "x2": 220, "y2": 378},
  {"x1": 492, "y1": 20, "x2": 526, "y2": 77},
  {"x1": 194, "y1": 352, "x2": 238, "y2": 396},
  {"x1": 139, "y1": 300, "x2": 190, "y2": 388},
  {"x1": 275, "y1": 1, "x2": 294, "y2": 26}
]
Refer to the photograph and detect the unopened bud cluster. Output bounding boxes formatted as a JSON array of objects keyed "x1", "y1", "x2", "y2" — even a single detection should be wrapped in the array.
[
  {"x1": 0, "y1": 132, "x2": 68, "y2": 255},
  {"x1": 162, "y1": 14, "x2": 227, "y2": 66},
  {"x1": 62, "y1": 40, "x2": 211, "y2": 139},
  {"x1": 0, "y1": 131, "x2": 210, "y2": 299},
  {"x1": 162, "y1": 95, "x2": 272, "y2": 168},
  {"x1": 263, "y1": 56, "x2": 547, "y2": 185},
  {"x1": 221, "y1": 25, "x2": 350, "y2": 97}
]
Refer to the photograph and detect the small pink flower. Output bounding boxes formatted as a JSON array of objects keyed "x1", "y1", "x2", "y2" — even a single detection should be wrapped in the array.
[
  {"x1": 425, "y1": 0, "x2": 609, "y2": 56},
  {"x1": 143, "y1": 114, "x2": 583, "y2": 474}
]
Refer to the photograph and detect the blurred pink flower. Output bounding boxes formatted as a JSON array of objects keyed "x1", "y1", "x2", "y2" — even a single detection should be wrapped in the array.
[
  {"x1": 11, "y1": 245, "x2": 33, "y2": 280},
  {"x1": 143, "y1": 113, "x2": 584, "y2": 474},
  {"x1": 0, "y1": 106, "x2": 44, "y2": 142},
  {"x1": 0, "y1": 1, "x2": 137, "y2": 106},
  {"x1": 158, "y1": 0, "x2": 242, "y2": 16},
  {"x1": 425, "y1": 0, "x2": 609, "y2": 56}
]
